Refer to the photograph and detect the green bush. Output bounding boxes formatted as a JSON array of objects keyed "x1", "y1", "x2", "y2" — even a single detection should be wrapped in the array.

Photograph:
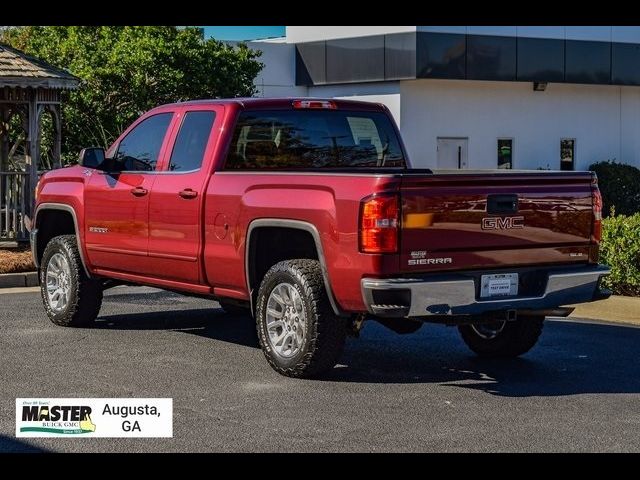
[
  {"x1": 599, "y1": 213, "x2": 640, "y2": 296},
  {"x1": 589, "y1": 161, "x2": 640, "y2": 216},
  {"x1": 1, "y1": 27, "x2": 263, "y2": 166}
]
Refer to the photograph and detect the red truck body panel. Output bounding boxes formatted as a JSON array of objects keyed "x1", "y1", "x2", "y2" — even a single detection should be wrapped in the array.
[
  {"x1": 400, "y1": 172, "x2": 595, "y2": 274},
  {"x1": 203, "y1": 171, "x2": 400, "y2": 310},
  {"x1": 34, "y1": 97, "x2": 602, "y2": 315}
]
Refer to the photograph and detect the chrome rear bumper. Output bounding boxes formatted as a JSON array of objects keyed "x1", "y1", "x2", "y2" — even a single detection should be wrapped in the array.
[{"x1": 361, "y1": 265, "x2": 611, "y2": 318}]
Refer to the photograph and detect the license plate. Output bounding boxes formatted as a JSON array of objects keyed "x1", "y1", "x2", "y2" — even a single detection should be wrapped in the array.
[{"x1": 480, "y1": 273, "x2": 518, "y2": 298}]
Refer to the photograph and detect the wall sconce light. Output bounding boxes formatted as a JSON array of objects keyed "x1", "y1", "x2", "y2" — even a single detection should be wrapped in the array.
[{"x1": 533, "y1": 82, "x2": 548, "y2": 91}]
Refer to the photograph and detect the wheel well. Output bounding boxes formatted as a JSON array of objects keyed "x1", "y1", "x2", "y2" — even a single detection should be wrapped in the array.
[
  {"x1": 35, "y1": 209, "x2": 76, "y2": 266},
  {"x1": 247, "y1": 226, "x2": 318, "y2": 299}
]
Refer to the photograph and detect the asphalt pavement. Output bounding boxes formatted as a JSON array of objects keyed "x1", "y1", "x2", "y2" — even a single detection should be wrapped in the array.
[{"x1": 1, "y1": 286, "x2": 639, "y2": 452}]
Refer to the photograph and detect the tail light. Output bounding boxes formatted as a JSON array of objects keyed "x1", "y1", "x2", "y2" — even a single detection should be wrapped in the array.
[
  {"x1": 359, "y1": 194, "x2": 399, "y2": 253},
  {"x1": 592, "y1": 185, "x2": 603, "y2": 243}
]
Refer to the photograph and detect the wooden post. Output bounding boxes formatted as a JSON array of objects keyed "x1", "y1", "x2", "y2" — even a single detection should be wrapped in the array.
[
  {"x1": 0, "y1": 104, "x2": 7, "y2": 172},
  {"x1": 26, "y1": 92, "x2": 39, "y2": 216},
  {"x1": 52, "y1": 104, "x2": 62, "y2": 169}
]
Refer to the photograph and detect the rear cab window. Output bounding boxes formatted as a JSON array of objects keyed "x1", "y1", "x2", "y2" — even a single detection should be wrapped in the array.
[{"x1": 224, "y1": 109, "x2": 406, "y2": 170}]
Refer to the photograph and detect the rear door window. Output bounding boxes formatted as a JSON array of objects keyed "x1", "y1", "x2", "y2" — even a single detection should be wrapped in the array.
[
  {"x1": 224, "y1": 110, "x2": 405, "y2": 169},
  {"x1": 168, "y1": 111, "x2": 216, "y2": 172}
]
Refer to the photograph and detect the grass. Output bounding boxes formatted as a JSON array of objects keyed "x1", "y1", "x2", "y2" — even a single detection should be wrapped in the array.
[{"x1": 0, "y1": 248, "x2": 35, "y2": 274}]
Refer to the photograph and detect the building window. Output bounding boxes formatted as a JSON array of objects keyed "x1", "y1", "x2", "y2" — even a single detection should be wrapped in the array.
[
  {"x1": 560, "y1": 139, "x2": 576, "y2": 171},
  {"x1": 497, "y1": 139, "x2": 513, "y2": 169}
]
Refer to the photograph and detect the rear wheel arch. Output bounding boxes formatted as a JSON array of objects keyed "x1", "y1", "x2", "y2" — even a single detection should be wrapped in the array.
[
  {"x1": 35, "y1": 203, "x2": 90, "y2": 277},
  {"x1": 245, "y1": 219, "x2": 342, "y2": 317}
]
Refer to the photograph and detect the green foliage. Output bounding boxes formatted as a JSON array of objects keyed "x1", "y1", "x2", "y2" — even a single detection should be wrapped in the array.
[
  {"x1": 589, "y1": 160, "x2": 640, "y2": 217},
  {"x1": 599, "y1": 213, "x2": 640, "y2": 296},
  {"x1": 1, "y1": 26, "x2": 263, "y2": 164}
]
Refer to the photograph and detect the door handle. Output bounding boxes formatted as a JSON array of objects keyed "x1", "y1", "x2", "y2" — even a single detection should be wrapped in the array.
[
  {"x1": 179, "y1": 188, "x2": 198, "y2": 199},
  {"x1": 131, "y1": 186, "x2": 148, "y2": 197}
]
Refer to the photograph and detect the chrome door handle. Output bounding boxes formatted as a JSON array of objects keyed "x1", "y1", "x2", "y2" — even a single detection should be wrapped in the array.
[
  {"x1": 131, "y1": 186, "x2": 148, "y2": 197},
  {"x1": 179, "y1": 189, "x2": 198, "y2": 199}
]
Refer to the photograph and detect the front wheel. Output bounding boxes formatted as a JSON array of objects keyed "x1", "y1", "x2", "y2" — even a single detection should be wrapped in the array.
[
  {"x1": 255, "y1": 259, "x2": 346, "y2": 378},
  {"x1": 458, "y1": 315, "x2": 545, "y2": 358},
  {"x1": 40, "y1": 235, "x2": 103, "y2": 327}
]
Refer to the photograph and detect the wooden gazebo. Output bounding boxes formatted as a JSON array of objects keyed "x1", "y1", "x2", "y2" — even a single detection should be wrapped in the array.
[{"x1": 0, "y1": 43, "x2": 78, "y2": 241}]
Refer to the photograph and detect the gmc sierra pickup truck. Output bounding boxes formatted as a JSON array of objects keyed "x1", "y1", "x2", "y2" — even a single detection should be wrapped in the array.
[{"x1": 29, "y1": 98, "x2": 610, "y2": 378}]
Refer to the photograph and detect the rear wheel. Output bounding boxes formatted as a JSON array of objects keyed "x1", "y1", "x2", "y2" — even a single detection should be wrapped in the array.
[
  {"x1": 40, "y1": 235, "x2": 103, "y2": 327},
  {"x1": 255, "y1": 259, "x2": 346, "y2": 378},
  {"x1": 458, "y1": 315, "x2": 545, "y2": 358}
]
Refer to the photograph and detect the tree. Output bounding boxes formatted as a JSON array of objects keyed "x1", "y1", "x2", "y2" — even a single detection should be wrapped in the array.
[{"x1": 1, "y1": 26, "x2": 263, "y2": 164}]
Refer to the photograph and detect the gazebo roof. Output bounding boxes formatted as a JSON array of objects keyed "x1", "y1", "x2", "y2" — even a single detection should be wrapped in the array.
[{"x1": 0, "y1": 43, "x2": 79, "y2": 90}]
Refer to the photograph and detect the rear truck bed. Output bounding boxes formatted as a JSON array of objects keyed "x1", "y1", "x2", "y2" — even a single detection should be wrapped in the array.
[{"x1": 360, "y1": 170, "x2": 611, "y2": 319}]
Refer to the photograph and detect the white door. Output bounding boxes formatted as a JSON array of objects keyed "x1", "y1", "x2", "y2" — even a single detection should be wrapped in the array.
[{"x1": 437, "y1": 137, "x2": 468, "y2": 169}]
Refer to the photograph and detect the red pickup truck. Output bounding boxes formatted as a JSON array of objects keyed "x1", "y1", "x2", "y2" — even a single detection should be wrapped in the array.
[{"x1": 30, "y1": 98, "x2": 610, "y2": 377}]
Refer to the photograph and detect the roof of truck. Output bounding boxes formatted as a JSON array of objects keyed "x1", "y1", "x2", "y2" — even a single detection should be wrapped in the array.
[{"x1": 156, "y1": 97, "x2": 387, "y2": 111}]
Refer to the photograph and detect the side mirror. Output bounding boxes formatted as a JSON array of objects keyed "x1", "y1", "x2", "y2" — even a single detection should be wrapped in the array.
[{"x1": 78, "y1": 147, "x2": 105, "y2": 169}]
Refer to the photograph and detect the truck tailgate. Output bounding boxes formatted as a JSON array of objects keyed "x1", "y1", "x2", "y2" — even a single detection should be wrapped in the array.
[{"x1": 399, "y1": 172, "x2": 595, "y2": 273}]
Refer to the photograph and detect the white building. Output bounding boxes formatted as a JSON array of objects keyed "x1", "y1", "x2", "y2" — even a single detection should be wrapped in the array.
[{"x1": 248, "y1": 26, "x2": 640, "y2": 171}]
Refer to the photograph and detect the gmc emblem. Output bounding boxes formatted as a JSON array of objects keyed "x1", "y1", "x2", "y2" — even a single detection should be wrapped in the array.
[{"x1": 481, "y1": 216, "x2": 525, "y2": 230}]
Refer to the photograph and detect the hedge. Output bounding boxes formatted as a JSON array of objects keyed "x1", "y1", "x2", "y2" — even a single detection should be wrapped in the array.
[
  {"x1": 599, "y1": 213, "x2": 640, "y2": 296},
  {"x1": 589, "y1": 161, "x2": 640, "y2": 217}
]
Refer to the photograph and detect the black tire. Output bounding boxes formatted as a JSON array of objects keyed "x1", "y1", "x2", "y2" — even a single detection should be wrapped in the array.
[
  {"x1": 40, "y1": 235, "x2": 103, "y2": 327},
  {"x1": 256, "y1": 259, "x2": 346, "y2": 378},
  {"x1": 458, "y1": 315, "x2": 545, "y2": 358},
  {"x1": 218, "y1": 300, "x2": 250, "y2": 316}
]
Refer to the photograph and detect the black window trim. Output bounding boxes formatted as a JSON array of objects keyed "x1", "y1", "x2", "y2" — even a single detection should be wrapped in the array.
[
  {"x1": 296, "y1": 32, "x2": 639, "y2": 87},
  {"x1": 161, "y1": 109, "x2": 217, "y2": 175},
  {"x1": 221, "y1": 108, "x2": 408, "y2": 171},
  {"x1": 112, "y1": 111, "x2": 175, "y2": 174}
]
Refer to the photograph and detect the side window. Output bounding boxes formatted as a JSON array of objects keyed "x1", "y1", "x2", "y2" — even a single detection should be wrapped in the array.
[
  {"x1": 168, "y1": 111, "x2": 216, "y2": 172},
  {"x1": 114, "y1": 113, "x2": 173, "y2": 172}
]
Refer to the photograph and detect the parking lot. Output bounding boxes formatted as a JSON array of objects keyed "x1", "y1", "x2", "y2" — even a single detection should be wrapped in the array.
[{"x1": 1, "y1": 286, "x2": 639, "y2": 452}]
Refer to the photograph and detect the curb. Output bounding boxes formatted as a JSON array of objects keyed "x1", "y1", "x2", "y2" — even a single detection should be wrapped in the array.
[
  {"x1": 569, "y1": 295, "x2": 640, "y2": 326},
  {"x1": 0, "y1": 272, "x2": 39, "y2": 289}
]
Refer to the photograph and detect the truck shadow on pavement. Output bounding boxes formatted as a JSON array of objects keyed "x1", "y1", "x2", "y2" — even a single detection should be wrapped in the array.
[
  {"x1": 0, "y1": 435, "x2": 49, "y2": 453},
  {"x1": 95, "y1": 307, "x2": 260, "y2": 348},
  {"x1": 330, "y1": 320, "x2": 640, "y2": 397},
  {"x1": 96, "y1": 307, "x2": 640, "y2": 397}
]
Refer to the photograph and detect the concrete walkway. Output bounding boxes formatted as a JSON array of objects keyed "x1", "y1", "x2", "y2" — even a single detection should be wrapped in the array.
[
  {"x1": 0, "y1": 286, "x2": 40, "y2": 295},
  {"x1": 570, "y1": 295, "x2": 640, "y2": 326}
]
